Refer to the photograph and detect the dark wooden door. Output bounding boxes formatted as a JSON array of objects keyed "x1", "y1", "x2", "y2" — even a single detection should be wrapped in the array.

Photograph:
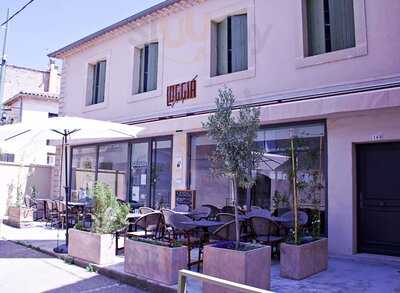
[{"x1": 357, "y1": 143, "x2": 400, "y2": 256}]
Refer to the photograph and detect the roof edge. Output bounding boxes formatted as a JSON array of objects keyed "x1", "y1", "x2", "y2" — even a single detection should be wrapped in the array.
[{"x1": 48, "y1": 0, "x2": 183, "y2": 59}]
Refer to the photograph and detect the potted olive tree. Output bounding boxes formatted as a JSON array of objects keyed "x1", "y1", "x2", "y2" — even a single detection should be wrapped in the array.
[
  {"x1": 7, "y1": 181, "x2": 34, "y2": 228},
  {"x1": 68, "y1": 182, "x2": 129, "y2": 265},
  {"x1": 280, "y1": 134, "x2": 328, "y2": 280},
  {"x1": 202, "y1": 87, "x2": 271, "y2": 292}
]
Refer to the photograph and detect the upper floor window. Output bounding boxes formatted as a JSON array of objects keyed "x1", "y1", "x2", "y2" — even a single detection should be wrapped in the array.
[
  {"x1": 212, "y1": 14, "x2": 248, "y2": 77},
  {"x1": 306, "y1": 0, "x2": 355, "y2": 56},
  {"x1": 136, "y1": 42, "x2": 158, "y2": 94},
  {"x1": 87, "y1": 60, "x2": 106, "y2": 105},
  {"x1": 0, "y1": 153, "x2": 15, "y2": 163}
]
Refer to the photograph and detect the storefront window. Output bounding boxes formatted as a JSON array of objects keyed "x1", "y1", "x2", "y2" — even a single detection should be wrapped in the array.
[
  {"x1": 190, "y1": 122, "x2": 326, "y2": 231},
  {"x1": 71, "y1": 146, "x2": 97, "y2": 201},
  {"x1": 98, "y1": 143, "x2": 128, "y2": 201}
]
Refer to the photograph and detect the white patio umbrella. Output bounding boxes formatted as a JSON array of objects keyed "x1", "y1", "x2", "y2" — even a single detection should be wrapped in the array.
[
  {"x1": 0, "y1": 116, "x2": 143, "y2": 253},
  {"x1": 257, "y1": 153, "x2": 289, "y2": 171}
]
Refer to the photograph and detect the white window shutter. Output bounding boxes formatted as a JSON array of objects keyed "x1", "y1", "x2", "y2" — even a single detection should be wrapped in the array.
[
  {"x1": 138, "y1": 48, "x2": 145, "y2": 93},
  {"x1": 90, "y1": 64, "x2": 97, "y2": 104},
  {"x1": 329, "y1": 0, "x2": 356, "y2": 51},
  {"x1": 307, "y1": 0, "x2": 326, "y2": 56},
  {"x1": 97, "y1": 61, "x2": 106, "y2": 103},
  {"x1": 147, "y1": 43, "x2": 158, "y2": 92},
  {"x1": 231, "y1": 14, "x2": 248, "y2": 73},
  {"x1": 217, "y1": 18, "x2": 228, "y2": 75}
]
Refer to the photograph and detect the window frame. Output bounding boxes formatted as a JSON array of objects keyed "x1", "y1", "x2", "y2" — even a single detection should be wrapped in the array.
[
  {"x1": 205, "y1": 2, "x2": 256, "y2": 87},
  {"x1": 296, "y1": 0, "x2": 367, "y2": 68},
  {"x1": 129, "y1": 39, "x2": 163, "y2": 103},
  {"x1": 83, "y1": 53, "x2": 111, "y2": 113}
]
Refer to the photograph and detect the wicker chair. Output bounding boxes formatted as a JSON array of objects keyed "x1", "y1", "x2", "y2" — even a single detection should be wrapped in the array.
[
  {"x1": 162, "y1": 209, "x2": 202, "y2": 270},
  {"x1": 216, "y1": 213, "x2": 235, "y2": 223},
  {"x1": 201, "y1": 204, "x2": 220, "y2": 219},
  {"x1": 127, "y1": 212, "x2": 165, "y2": 239},
  {"x1": 139, "y1": 207, "x2": 155, "y2": 215},
  {"x1": 249, "y1": 216, "x2": 283, "y2": 255},
  {"x1": 280, "y1": 211, "x2": 309, "y2": 228},
  {"x1": 221, "y1": 205, "x2": 235, "y2": 214},
  {"x1": 246, "y1": 209, "x2": 272, "y2": 219},
  {"x1": 213, "y1": 220, "x2": 249, "y2": 242},
  {"x1": 191, "y1": 206, "x2": 211, "y2": 221}
]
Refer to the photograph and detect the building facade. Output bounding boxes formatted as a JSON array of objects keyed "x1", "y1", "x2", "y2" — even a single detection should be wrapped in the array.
[
  {"x1": 0, "y1": 62, "x2": 60, "y2": 165},
  {"x1": 49, "y1": 0, "x2": 400, "y2": 257}
]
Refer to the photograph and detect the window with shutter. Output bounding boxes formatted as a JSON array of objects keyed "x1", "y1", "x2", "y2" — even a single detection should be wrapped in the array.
[
  {"x1": 214, "y1": 14, "x2": 248, "y2": 76},
  {"x1": 306, "y1": 0, "x2": 355, "y2": 57},
  {"x1": 138, "y1": 42, "x2": 159, "y2": 93},
  {"x1": 89, "y1": 60, "x2": 106, "y2": 105}
]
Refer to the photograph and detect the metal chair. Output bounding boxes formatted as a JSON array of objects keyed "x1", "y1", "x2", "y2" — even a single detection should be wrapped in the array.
[{"x1": 249, "y1": 216, "x2": 283, "y2": 255}]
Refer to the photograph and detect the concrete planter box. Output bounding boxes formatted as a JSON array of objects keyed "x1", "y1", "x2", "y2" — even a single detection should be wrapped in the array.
[
  {"x1": 68, "y1": 228, "x2": 116, "y2": 265},
  {"x1": 203, "y1": 242, "x2": 271, "y2": 293},
  {"x1": 280, "y1": 238, "x2": 328, "y2": 280},
  {"x1": 124, "y1": 238, "x2": 187, "y2": 286},
  {"x1": 7, "y1": 206, "x2": 34, "y2": 228}
]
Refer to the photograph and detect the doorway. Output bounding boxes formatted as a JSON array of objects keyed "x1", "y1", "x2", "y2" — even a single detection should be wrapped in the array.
[
  {"x1": 129, "y1": 137, "x2": 172, "y2": 209},
  {"x1": 357, "y1": 143, "x2": 400, "y2": 256}
]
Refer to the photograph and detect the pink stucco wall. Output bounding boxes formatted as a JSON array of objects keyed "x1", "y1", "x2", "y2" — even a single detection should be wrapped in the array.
[{"x1": 59, "y1": 0, "x2": 400, "y2": 123}]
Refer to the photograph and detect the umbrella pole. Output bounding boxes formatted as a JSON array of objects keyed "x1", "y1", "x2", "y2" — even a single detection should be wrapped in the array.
[
  {"x1": 53, "y1": 133, "x2": 69, "y2": 254},
  {"x1": 64, "y1": 133, "x2": 69, "y2": 247}
]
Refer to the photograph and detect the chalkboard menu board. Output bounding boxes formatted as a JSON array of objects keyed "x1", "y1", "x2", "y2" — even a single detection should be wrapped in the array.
[{"x1": 175, "y1": 190, "x2": 196, "y2": 210}]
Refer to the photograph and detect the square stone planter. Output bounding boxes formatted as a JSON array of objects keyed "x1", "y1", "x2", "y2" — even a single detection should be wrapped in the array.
[
  {"x1": 203, "y1": 242, "x2": 271, "y2": 293},
  {"x1": 6, "y1": 206, "x2": 34, "y2": 228},
  {"x1": 68, "y1": 228, "x2": 116, "y2": 265},
  {"x1": 124, "y1": 238, "x2": 187, "y2": 286},
  {"x1": 280, "y1": 238, "x2": 328, "y2": 280}
]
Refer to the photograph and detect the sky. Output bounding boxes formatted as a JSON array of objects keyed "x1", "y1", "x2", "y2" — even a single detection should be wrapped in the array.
[{"x1": 0, "y1": 0, "x2": 165, "y2": 70}]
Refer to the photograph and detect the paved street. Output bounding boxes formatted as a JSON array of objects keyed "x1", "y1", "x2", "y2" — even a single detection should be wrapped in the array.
[{"x1": 0, "y1": 240, "x2": 146, "y2": 293}]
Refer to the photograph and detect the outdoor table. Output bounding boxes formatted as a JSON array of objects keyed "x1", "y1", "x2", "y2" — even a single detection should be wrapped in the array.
[
  {"x1": 126, "y1": 213, "x2": 142, "y2": 220},
  {"x1": 180, "y1": 220, "x2": 225, "y2": 271}
]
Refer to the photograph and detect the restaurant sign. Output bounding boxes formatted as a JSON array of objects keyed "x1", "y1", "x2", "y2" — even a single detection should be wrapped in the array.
[{"x1": 167, "y1": 78, "x2": 197, "y2": 107}]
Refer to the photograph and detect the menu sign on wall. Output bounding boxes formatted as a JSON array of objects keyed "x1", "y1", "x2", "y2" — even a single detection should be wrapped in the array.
[
  {"x1": 167, "y1": 79, "x2": 197, "y2": 107},
  {"x1": 175, "y1": 189, "x2": 196, "y2": 210}
]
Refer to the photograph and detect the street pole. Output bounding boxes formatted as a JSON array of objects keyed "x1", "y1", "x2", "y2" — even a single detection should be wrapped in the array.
[{"x1": 0, "y1": 9, "x2": 10, "y2": 105}]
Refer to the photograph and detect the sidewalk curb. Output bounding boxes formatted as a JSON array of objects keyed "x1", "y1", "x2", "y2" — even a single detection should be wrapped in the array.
[{"x1": 10, "y1": 239, "x2": 176, "y2": 293}]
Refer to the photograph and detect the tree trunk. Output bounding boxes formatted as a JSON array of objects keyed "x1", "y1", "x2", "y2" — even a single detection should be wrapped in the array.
[{"x1": 232, "y1": 178, "x2": 240, "y2": 250}]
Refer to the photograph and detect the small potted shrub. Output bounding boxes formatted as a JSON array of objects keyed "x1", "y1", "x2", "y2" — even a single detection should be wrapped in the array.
[
  {"x1": 202, "y1": 88, "x2": 271, "y2": 292},
  {"x1": 68, "y1": 182, "x2": 129, "y2": 265},
  {"x1": 124, "y1": 238, "x2": 187, "y2": 285},
  {"x1": 280, "y1": 134, "x2": 328, "y2": 280},
  {"x1": 7, "y1": 182, "x2": 34, "y2": 228}
]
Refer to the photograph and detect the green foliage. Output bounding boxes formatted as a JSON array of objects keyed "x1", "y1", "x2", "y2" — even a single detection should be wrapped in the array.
[
  {"x1": 285, "y1": 135, "x2": 324, "y2": 244},
  {"x1": 203, "y1": 87, "x2": 264, "y2": 189},
  {"x1": 203, "y1": 87, "x2": 264, "y2": 248},
  {"x1": 14, "y1": 183, "x2": 24, "y2": 208},
  {"x1": 91, "y1": 182, "x2": 130, "y2": 234},
  {"x1": 85, "y1": 264, "x2": 97, "y2": 272}
]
